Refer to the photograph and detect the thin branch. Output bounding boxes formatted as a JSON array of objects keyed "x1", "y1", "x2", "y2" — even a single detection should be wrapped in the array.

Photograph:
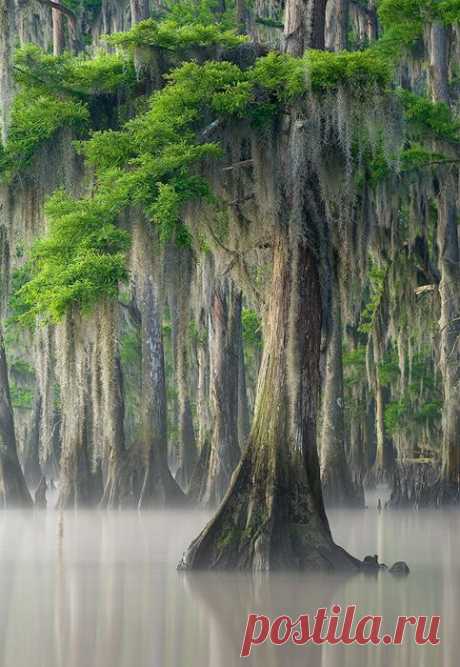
[
  {"x1": 222, "y1": 159, "x2": 254, "y2": 172},
  {"x1": 415, "y1": 284, "x2": 437, "y2": 296},
  {"x1": 199, "y1": 119, "x2": 221, "y2": 141}
]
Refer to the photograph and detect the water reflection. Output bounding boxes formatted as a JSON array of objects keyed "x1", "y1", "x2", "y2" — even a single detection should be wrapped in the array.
[{"x1": 0, "y1": 502, "x2": 455, "y2": 666}]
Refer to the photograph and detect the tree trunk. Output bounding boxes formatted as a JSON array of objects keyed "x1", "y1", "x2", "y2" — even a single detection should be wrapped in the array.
[
  {"x1": 52, "y1": 0, "x2": 65, "y2": 56},
  {"x1": 179, "y1": 225, "x2": 359, "y2": 570},
  {"x1": 325, "y1": 0, "x2": 349, "y2": 51},
  {"x1": 0, "y1": 329, "x2": 32, "y2": 507},
  {"x1": 437, "y1": 184, "x2": 460, "y2": 500},
  {"x1": 130, "y1": 0, "x2": 149, "y2": 25},
  {"x1": 236, "y1": 0, "x2": 246, "y2": 34},
  {"x1": 194, "y1": 252, "x2": 212, "y2": 451},
  {"x1": 427, "y1": 23, "x2": 459, "y2": 503},
  {"x1": 366, "y1": 0, "x2": 378, "y2": 42},
  {"x1": 429, "y1": 22, "x2": 450, "y2": 105},
  {"x1": 0, "y1": 0, "x2": 15, "y2": 144},
  {"x1": 284, "y1": 0, "x2": 327, "y2": 55},
  {"x1": 170, "y1": 247, "x2": 198, "y2": 491},
  {"x1": 191, "y1": 277, "x2": 242, "y2": 507},
  {"x1": 56, "y1": 311, "x2": 102, "y2": 508},
  {"x1": 22, "y1": 390, "x2": 42, "y2": 490},
  {"x1": 99, "y1": 302, "x2": 128, "y2": 508},
  {"x1": 132, "y1": 222, "x2": 186, "y2": 507},
  {"x1": 237, "y1": 328, "x2": 250, "y2": 452},
  {"x1": 320, "y1": 269, "x2": 362, "y2": 507},
  {"x1": 373, "y1": 376, "x2": 394, "y2": 479}
]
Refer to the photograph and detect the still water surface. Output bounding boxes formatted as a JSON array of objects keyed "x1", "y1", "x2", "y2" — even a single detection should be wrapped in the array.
[{"x1": 0, "y1": 490, "x2": 457, "y2": 667}]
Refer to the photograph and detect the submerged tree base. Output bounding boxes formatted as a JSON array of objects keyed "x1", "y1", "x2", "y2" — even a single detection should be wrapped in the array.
[{"x1": 179, "y1": 444, "x2": 360, "y2": 572}]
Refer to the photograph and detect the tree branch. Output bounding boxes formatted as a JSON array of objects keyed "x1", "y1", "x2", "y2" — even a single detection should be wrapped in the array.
[{"x1": 35, "y1": 0, "x2": 77, "y2": 29}]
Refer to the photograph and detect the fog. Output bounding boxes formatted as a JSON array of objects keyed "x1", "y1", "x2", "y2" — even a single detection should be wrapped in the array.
[{"x1": 0, "y1": 489, "x2": 454, "y2": 667}]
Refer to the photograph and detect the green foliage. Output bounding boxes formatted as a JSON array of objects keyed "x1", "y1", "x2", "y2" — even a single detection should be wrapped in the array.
[
  {"x1": 242, "y1": 308, "x2": 262, "y2": 349},
  {"x1": 399, "y1": 145, "x2": 449, "y2": 171},
  {"x1": 13, "y1": 187, "x2": 131, "y2": 323},
  {"x1": 249, "y1": 49, "x2": 391, "y2": 101},
  {"x1": 14, "y1": 45, "x2": 136, "y2": 98},
  {"x1": 0, "y1": 91, "x2": 88, "y2": 182},
  {"x1": 378, "y1": 350, "x2": 400, "y2": 386},
  {"x1": 14, "y1": 37, "x2": 393, "y2": 323},
  {"x1": 305, "y1": 49, "x2": 392, "y2": 92},
  {"x1": 9, "y1": 357, "x2": 35, "y2": 380},
  {"x1": 378, "y1": 0, "x2": 460, "y2": 57},
  {"x1": 0, "y1": 45, "x2": 136, "y2": 183},
  {"x1": 384, "y1": 396, "x2": 442, "y2": 432},
  {"x1": 10, "y1": 385, "x2": 34, "y2": 410},
  {"x1": 383, "y1": 352, "x2": 442, "y2": 434},
  {"x1": 398, "y1": 90, "x2": 460, "y2": 143},
  {"x1": 189, "y1": 319, "x2": 207, "y2": 347},
  {"x1": 164, "y1": 0, "x2": 223, "y2": 25},
  {"x1": 359, "y1": 265, "x2": 386, "y2": 333},
  {"x1": 106, "y1": 18, "x2": 245, "y2": 51},
  {"x1": 255, "y1": 16, "x2": 284, "y2": 29},
  {"x1": 9, "y1": 264, "x2": 33, "y2": 323},
  {"x1": 63, "y1": 0, "x2": 102, "y2": 15},
  {"x1": 343, "y1": 345, "x2": 367, "y2": 387},
  {"x1": 120, "y1": 331, "x2": 141, "y2": 366}
]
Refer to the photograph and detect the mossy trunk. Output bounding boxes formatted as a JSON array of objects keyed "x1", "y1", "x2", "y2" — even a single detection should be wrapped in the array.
[
  {"x1": 237, "y1": 328, "x2": 250, "y2": 452},
  {"x1": 0, "y1": 0, "x2": 15, "y2": 143},
  {"x1": 132, "y1": 222, "x2": 186, "y2": 507},
  {"x1": 427, "y1": 29, "x2": 460, "y2": 503},
  {"x1": 373, "y1": 380, "x2": 395, "y2": 479},
  {"x1": 284, "y1": 0, "x2": 327, "y2": 54},
  {"x1": 320, "y1": 269, "x2": 362, "y2": 507},
  {"x1": 179, "y1": 224, "x2": 359, "y2": 571},
  {"x1": 22, "y1": 389, "x2": 42, "y2": 489},
  {"x1": 52, "y1": 0, "x2": 66, "y2": 56},
  {"x1": 99, "y1": 301, "x2": 129, "y2": 508},
  {"x1": 190, "y1": 277, "x2": 242, "y2": 507},
  {"x1": 437, "y1": 185, "x2": 460, "y2": 501},
  {"x1": 194, "y1": 252, "x2": 212, "y2": 451},
  {"x1": 325, "y1": 0, "x2": 349, "y2": 51},
  {"x1": 169, "y1": 246, "x2": 198, "y2": 491},
  {"x1": 56, "y1": 311, "x2": 102, "y2": 509},
  {"x1": 369, "y1": 332, "x2": 395, "y2": 482},
  {"x1": 0, "y1": 329, "x2": 32, "y2": 508},
  {"x1": 130, "y1": 0, "x2": 149, "y2": 24},
  {"x1": 429, "y1": 22, "x2": 450, "y2": 104}
]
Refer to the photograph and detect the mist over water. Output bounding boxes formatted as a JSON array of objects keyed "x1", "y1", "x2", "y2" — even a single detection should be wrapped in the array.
[{"x1": 0, "y1": 490, "x2": 455, "y2": 667}]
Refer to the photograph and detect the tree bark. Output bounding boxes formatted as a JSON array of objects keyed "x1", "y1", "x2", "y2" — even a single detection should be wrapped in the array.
[
  {"x1": 191, "y1": 277, "x2": 242, "y2": 507},
  {"x1": 179, "y1": 224, "x2": 359, "y2": 570},
  {"x1": 373, "y1": 371, "x2": 395, "y2": 480},
  {"x1": 0, "y1": 0, "x2": 15, "y2": 143},
  {"x1": 320, "y1": 268, "x2": 362, "y2": 507},
  {"x1": 22, "y1": 389, "x2": 42, "y2": 489},
  {"x1": 56, "y1": 311, "x2": 102, "y2": 508},
  {"x1": 236, "y1": 0, "x2": 246, "y2": 34},
  {"x1": 130, "y1": 0, "x2": 149, "y2": 25},
  {"x1": 429, "y1": 22, "x2": 450, "y2": 105},
  {"x1": 427, "y1": 25, "x2": 458, "y2": 502},
  {"x1": 237, "y1": 325, "x2": 250, "y2": 452},
  {"x1": 437, "y1": 183, "x2": 460, "y2": 499},
  {"x1": 169, "y1": 246, "x2": 198, "y2": 491},
  {"x1": 0, "y1": 329, "x2": 32, "y2": 507},
  {"x1": 99, "y1": 302, "x2": 128, "y2": 508},
  {"x1": 52, "y1": 0, "x2": 65, "y2": 56},
  {"x1": 284, "y1": 0, "x2": 327, "y2": 55},
  {"x1": 325, "y1": 0, "x2": 349, "y2": 51},
  {"x1": 132, "y1": 222, "x2": 186, "y2": 508}
]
